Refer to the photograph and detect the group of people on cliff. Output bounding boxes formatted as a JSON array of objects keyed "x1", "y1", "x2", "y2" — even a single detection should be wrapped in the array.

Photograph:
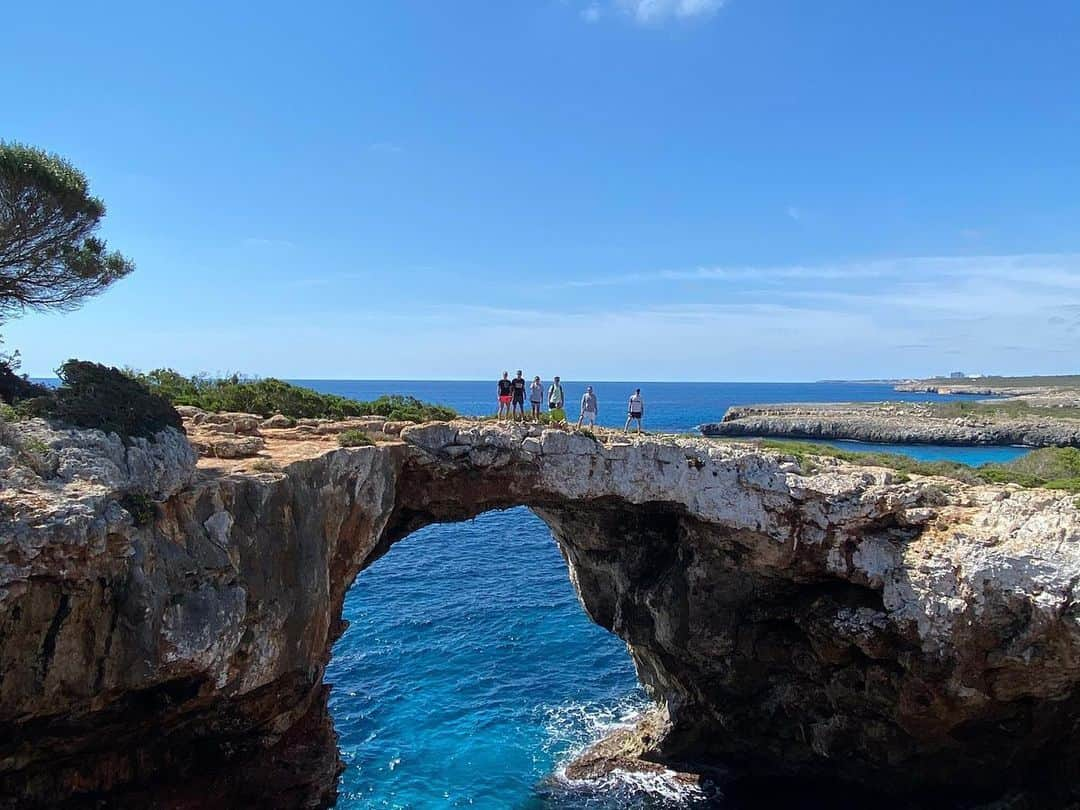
[{"x1": 496, "y1": 371, "x2": 645, "y2": 433}]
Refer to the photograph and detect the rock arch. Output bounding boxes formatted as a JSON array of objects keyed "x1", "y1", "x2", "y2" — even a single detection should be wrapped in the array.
[{"x1": 3, "y1": 420, "x2": 1080, "y2": 807}]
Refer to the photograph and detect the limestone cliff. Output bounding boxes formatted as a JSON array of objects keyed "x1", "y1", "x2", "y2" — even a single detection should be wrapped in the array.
[
  {"x1": 702, "y1": 401, "x2": 1080, "y2": 446},
  {"x1": 3, "y1": 417, "x2": 1080, "y2": 807}
]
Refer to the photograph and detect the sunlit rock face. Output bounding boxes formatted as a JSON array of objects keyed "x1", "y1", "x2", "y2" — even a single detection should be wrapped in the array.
[{"x1": 3, "y1": 418, "x2": 1080, "y2": 807}]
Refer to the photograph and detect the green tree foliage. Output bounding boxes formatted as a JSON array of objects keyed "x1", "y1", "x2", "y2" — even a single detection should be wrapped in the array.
[
  {"x1": 130, "y1": 369, "x2": 457, "y2": 422},
  {"x1": 0, "y1": 143, "x2": 133, "y2": 319}
]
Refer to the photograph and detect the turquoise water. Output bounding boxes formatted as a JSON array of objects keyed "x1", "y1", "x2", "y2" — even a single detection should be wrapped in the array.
[
  {"x1": 307, "y1": 381, "x2": 1028, "y2": 808},
  {"x1": 795, "y1": 438, "x2": 1028, "y2": 466}
]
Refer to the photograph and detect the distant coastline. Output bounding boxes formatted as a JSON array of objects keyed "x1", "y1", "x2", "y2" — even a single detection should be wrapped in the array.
[{"x1": 701, "y1": 400, "x2": 1080, "y2": 447}]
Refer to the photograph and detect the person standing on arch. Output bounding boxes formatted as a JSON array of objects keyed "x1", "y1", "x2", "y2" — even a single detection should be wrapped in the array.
[
  {"x1": 548, "y1": 375, "x2": 566, "y2": 424},
  {"x1": 511, "y1": 369, "x2": 527, "y2": 422},
  {"x1": 578, "y1": 385, "x2": 598, "y2": 428},
  {"x1": 497, "y1": 371, "x2": 513, "y2": 420},
  {"x1": 529, "y1": 375, "x2": 544, "y2": 422},
  {"x1": 625, "y1": 387, "x2": 645, "y2": 434}
]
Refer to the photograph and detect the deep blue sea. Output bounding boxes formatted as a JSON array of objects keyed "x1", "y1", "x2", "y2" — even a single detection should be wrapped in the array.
[{"x1": 295, "y1": 381, "x2": 1027, "y2": 809}]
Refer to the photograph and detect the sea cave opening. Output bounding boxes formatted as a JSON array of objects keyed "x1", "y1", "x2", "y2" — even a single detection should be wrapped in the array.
[{"x1": 325, "y1": 506, "x2": 655, "y2": 808}]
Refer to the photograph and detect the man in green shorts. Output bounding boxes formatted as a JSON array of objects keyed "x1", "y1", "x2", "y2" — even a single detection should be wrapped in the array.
[{"x1": 547, "y1": 375, "x2": 565, "y2": 424}]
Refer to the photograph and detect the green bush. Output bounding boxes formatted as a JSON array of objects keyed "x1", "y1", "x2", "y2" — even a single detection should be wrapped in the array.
[
  {"x1": 998, "y1": 447, "x2": 1080, "y2": 480},
  {"x1": 1044, "y1": 479, "x2": 1080, "y2": 493},
  {"x1": 129, "y1": 369, "x2": 456, "y2": 422},
  {"x1": 0, "y1": 344, "x2": 49, "y2": 405},
  {"x1": 32, "y1": 360, "x2": 182, "y2": 439},
  {"x1": 338, "y1": 429, "x2": 375, "y2": 447}
]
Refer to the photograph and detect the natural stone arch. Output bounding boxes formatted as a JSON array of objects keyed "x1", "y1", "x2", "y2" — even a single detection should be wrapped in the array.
[{"x1": 3, "y1": 419, "x2": 1080, "y2": 807}]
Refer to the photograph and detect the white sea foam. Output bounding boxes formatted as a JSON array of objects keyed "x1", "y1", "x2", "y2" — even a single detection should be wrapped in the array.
[
  {"x1": 541, "y1": 693, "x2": 713, "y2": 806},
  {"x1": 568, "y1": 767, "x2": 711, "y2": 804},
  {"x1": 541, "y1": 692, "x2": 649, "y2": 753}
]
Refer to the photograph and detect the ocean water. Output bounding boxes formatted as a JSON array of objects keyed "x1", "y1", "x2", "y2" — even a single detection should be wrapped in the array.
[
  {"x1": 292, "y1": 379, "x2": 995, "y2": 435},
  {"x1": 304, "y1": 381, "x2": 1028, "y2": 809}
]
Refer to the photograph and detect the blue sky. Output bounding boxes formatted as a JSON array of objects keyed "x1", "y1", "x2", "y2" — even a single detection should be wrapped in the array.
[{"x1": 3, "y1": 0, "x2": 1080, "y2": 381}]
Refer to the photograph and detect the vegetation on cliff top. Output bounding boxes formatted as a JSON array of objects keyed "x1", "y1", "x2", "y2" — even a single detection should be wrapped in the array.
[
  {"x1": 337, "y1": 429, "x2": 375, "y2": 447},
  {"x1": 129, "y1": 369, "x2": 457, "y2": 422},
  {"x1": 928, "y1": 400, "x2": 1080, "y2": 421},
  {"x1": 16, "y1": 361, "x2": 181, "y2": 439},
  {"x1": 0, "y1": 341, "x2": 48, "y2": 404},
  {"x1": 757, "y1": 439, "x2": 1080, "y2": 493},
  {"x1": 2, "y1": 364, "x2": 455, "y2": 438}
]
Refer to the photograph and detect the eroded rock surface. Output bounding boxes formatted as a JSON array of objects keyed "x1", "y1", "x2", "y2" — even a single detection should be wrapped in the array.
[{"x1": 2, "y1": 418, "x2": 1080, "y2": 807}]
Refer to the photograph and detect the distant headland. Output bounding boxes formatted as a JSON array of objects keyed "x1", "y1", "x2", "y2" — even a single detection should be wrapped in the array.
[{"x1": 702, "y1": 374, "x2": 1080, "y2": 446}]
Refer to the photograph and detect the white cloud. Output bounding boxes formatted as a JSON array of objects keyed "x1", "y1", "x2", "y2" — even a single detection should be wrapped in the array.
[
  {"x1": 581, "y1": 3, "x2": 602, "y2": 22},
  {"x1": 614, "y1": 0, "x2": 725, "y2": 23},
  {"x1": 551, "y1": 252, "x2": 1080, "y2": 290},
  {"x1": 786, "y1": 205, "x2": 801, "y2": 221},
  {"x1": 368, "y1": 142, "x2": 404, "y2": 154}
]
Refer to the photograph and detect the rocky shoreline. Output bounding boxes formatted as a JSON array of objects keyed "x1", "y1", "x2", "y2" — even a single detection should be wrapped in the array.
[
  {"x1": 4, "y1": 414, "x2": 1080, "y2": 806},
  {"x1": 701, "y1": 401, "x2": 1080, "y2": 446}
]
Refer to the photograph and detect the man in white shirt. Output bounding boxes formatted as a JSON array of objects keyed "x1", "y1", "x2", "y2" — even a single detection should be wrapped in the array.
[{"x1": 625, "y1": 388, "x2": 644, "y2": 433}]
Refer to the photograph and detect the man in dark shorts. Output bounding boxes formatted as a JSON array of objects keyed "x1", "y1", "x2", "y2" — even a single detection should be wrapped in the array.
[
  {"x1": 497, "y1": 371, "x2": 513, "y2": 420},
  {"x1": 625, "y1": 388, "x2": 645, "y2": 434},
  {"x1": 511, "y1": 369, "x2": 527, "y2": 421}
]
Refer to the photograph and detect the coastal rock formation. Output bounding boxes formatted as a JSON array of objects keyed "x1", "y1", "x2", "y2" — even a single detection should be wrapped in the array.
[
  {"x1": 3, "y1": 417, "x2": 1080, "y2": 806},
  {"x1": 702, "y1": 402, "x2": 1080, "y2": 446}
]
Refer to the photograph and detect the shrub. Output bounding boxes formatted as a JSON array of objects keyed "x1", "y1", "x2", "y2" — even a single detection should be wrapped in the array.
[
  {"x1": 129, "y1": 369, "x2": 457, "y2": 422},
  {"x1": 364, "y1": 394, "x2": 456, "y2": 423},
  {"x1": 1044, "y1": 479, "x2": 1080, "y2": 493},
  {"x1": 338, "y1": 429, "x2": 375, "y2": 447},
  {"x1": 250, "y1": 458, "x2": 281, "y2": 473},
  {"x1": 0, "y1": 346, "x2": 49, "y2": 405},
  {"x1": 34, "y1": 360, "x2": 182, "y2": 439},
  {"x1": 994, "y1": 447, "x2": 1080, "y2": 481}
]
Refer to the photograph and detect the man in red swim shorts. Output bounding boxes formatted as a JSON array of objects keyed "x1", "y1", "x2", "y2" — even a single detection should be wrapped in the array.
[{"x1": 497, "y1": 371, "x2": 513, "y2": 420}]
